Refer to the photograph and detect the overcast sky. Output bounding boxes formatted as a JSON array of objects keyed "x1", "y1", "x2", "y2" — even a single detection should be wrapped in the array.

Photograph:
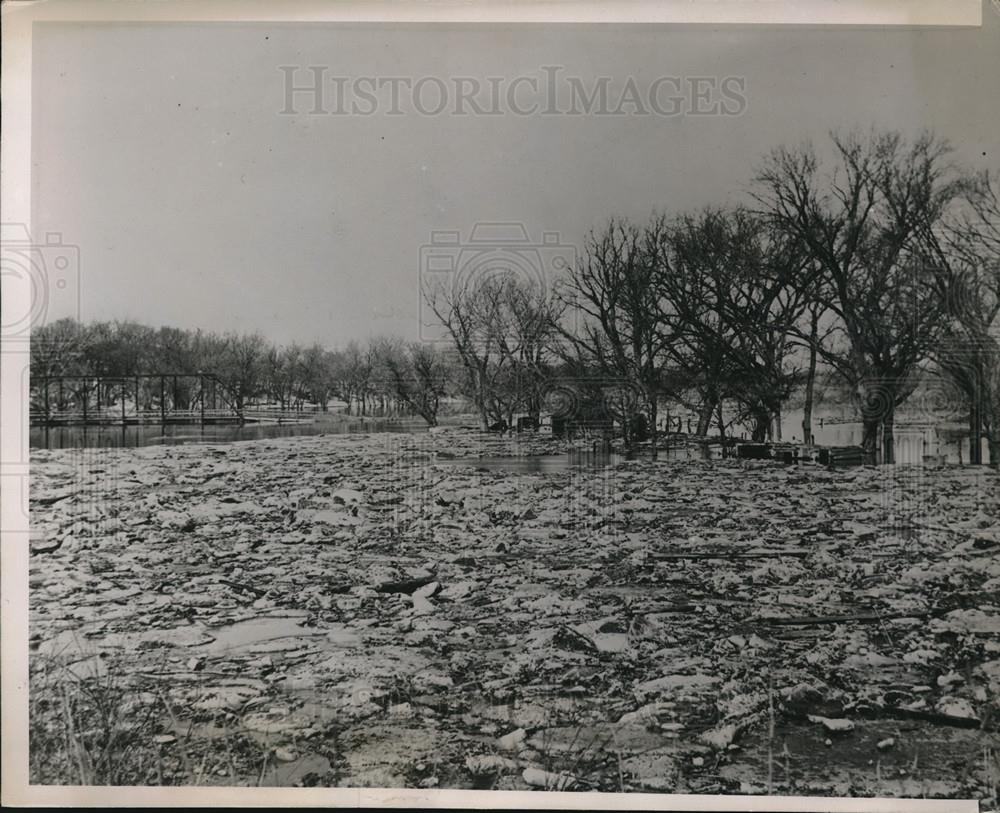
[{"x1": 33, "y1": 9, "x2": 1000, "y2": 347}]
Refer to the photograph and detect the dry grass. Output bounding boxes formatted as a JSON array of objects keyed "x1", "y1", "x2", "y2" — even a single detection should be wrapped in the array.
[
  {"x1": 29, "y1": 653, "x2": 281, "y2": 787},
  {"x1": 29, "y1": 654, "x2": 163, "y2": 785}
]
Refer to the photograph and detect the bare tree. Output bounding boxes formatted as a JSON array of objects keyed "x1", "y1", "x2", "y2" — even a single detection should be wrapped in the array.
[
  {"x1": 796, "y1": 296, "x2": 840, "y2": 446},
  {"x1": 300, "y1": 343, "x2": 338, "y2": 411},
  {"x1": 30, "y1": 319, "x2": 85, "y2": 380},
  {"x1": 215, "y1": 332, "x2": 268, "y2": 419},
  {"x1": 424, "y1": 272, "x2": 562, "y2": 429},
  {"x1": 378, "y1": 340, "x2": 451, "y2": 426},
  {"x1": 500, "y1": 278, "x2": 565, "y2": 424},
  {"x1": 649, "y1": 208, "x2": 811, "y2": 444},
  {"x1": 335, "y1": 341, "x2": 374, "y2": 415},
  {"x1": 559, "y1": 218, "x2": 673, "y2": 454},
  {"x1": 30, "y1": 318, "x2": 87, "y2": 415},
  {"x1": 263, "y1": 343, "x2": 306, "y2": 411},
  {"x1": 922, "y1": 170, "x2": 1000, "y2": 465},
  {"x1": 755, "y1": 129, "x2": 962, "y2": 462}
]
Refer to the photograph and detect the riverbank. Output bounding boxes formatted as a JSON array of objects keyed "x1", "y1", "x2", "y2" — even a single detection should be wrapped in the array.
[{"x1": 28, "y1": 431, "x2": 1000, "y2": 801}]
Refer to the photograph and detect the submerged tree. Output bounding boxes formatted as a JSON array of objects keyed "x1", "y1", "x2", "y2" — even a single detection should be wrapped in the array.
[
  {"x1": 559, "y1": 218, "x2": 674, "y2": 454},
  {"x1": 300, "y1": 343, "x2": 339, "y2": 411},
  {"x1": 652, "y1": 207, "x2": 811, "y2": 443},
  {"x1": 263, "y1": 343, "x2": 305, "y2": 411},
  {"x1": 922, "y1": 170, "x2": 1000, "y2": 466},
  {"x1": 424, "y1": 270, "x2": 562, "y2": 429},
  {"x1": 755, "y1": 129, "x2": 963, "y2": 462},
  {"x1": 377, "y1": 340, "x2": 451, "y2": 426},
  {"x1": 214, "y1": 332, "x2": 268, "y2": 419}
]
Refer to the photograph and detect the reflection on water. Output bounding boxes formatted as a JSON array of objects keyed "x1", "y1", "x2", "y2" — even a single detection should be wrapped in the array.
[
  {"x1": 778, "y1": 407, "x2": 985, "y2": 465},
  {"x1": 29, "y1": 419, "x2": 429, "y2": 449},
  {"x1": 30, "y1": 410, "x2": 986, "y2": 465}
]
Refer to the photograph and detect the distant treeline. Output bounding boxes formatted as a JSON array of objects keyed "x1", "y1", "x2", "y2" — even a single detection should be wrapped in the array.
[{"x1": 30, "y1": 322, "x2": 457, "y2": 425}]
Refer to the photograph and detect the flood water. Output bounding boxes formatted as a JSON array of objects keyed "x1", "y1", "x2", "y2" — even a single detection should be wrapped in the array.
[
  {"x1": 777, "y1": 407, "x2": 985, "y2": 465},
  {"x1": 28, "y1": 419, "x2": 430, "y2": 450},
  {"x1": 29, "y1": 409, "x2": 987, "y2": 465}
]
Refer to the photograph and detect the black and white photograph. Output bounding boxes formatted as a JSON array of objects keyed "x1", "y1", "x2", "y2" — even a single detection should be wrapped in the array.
[{"x1": 1, "y1": 0, "x2": 998, "y2": 808}]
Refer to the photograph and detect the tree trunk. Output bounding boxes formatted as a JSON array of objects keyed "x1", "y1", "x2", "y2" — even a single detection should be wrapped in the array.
[
  {"x1": 621, "y1": 410, "x2": 634, "y2": 454},
  {"x1": 802, "y1": 324, "x2": 819, "y2": 446},
  {"x1": 857, "y1": 378, "x2": 889, "y2": 464},
  {"x1": 528, "y1": 388, "x2": 541, "y2": 424},
  {"x1": 751, "y1": 409, "x2": 769, "y2": 443},
  {"x1": 650, "y1": 399, "x2": 658, "y2": 460},
  {"x1": 882, "y1": 406, "x2": 895, "y2": 465},
  {"x1": 716, "y1": 401, "x2": 726, "y2": 454},
  {"x1": 476, "y1": 370, "x2": 489, "y2": 430},
  {"x1": 861, "y1": 418, "x2": 880, "y2": 462},
  {"x1": 696, "y1": 401, "x2": 714, "y2": 436},
  {"x1": 969, "y1": 377, "x2": 983, "y2": 465},
  {"x1": 985, "y1": 392, "x2": 999, "y2": 467}
]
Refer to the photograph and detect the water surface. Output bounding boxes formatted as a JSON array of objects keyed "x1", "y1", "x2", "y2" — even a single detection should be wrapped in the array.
[{"x1": 29, "y1": 419, "x2": 430, "y2": 449}]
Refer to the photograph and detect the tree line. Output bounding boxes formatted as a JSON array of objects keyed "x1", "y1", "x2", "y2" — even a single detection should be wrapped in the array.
[
  {"x1": 30, "y1": 321, "x2": 455, "y2": 425},
  {"x1": 423, "y1": 129, "x2": 999, "y2": 465}
]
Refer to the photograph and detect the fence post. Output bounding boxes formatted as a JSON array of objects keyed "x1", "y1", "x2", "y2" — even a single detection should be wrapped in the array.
[
  {"x1": 160, "y1": 377, "x2": 166, "y2": 424},
  {"x1": 122, "y1": 379, "x2": 127, "y2": 425},
  {"x1": 200, "y1": 375, "x2": 206, "y2": 424}
]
